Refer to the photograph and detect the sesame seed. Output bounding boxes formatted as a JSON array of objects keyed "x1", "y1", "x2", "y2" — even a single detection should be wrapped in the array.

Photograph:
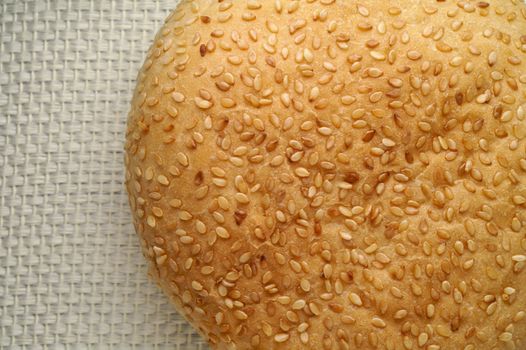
[
  {"x1": 216, "y1": 227, "x2": 230, "y2": 239},
  {"x1": 371, "y1": 317, "x2": 386, "y2": 328},
  {"x1": 407, "y1": 50, "x2": 422, "y2": 60},
  {"x1": 191, "y1": 281, "x2": 203, "y2": 291},
  {"x1": 295, "y1": 167, "x2": 310, "y2": 178},
  {"x1": 370, "y1": 51, "x2": 385, "y2": 60},
  {"x1": 499, "y1": 332, "x2": 513, "y2": 342},
  {"x1": 274, "y1": 333, "x2": 289, "y2": 343},
  {"x1": 171, "y1": 92, "x2": 185, "y2": 103},
  {"x1": 300, "y1": 279, "x2": 311, "y2": 292},
  {"x1": 348, "y1": 293, "x2": 362, "y2": 306}
]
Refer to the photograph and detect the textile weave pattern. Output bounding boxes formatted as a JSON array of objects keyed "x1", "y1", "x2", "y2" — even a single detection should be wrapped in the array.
[{"x1": 0, "y1": 0, "x2": 206, "y2": 348}]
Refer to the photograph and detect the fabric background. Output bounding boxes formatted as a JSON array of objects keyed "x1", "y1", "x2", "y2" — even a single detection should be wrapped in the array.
[{"x1": 0, "y1": 0, "x2": 207, "y2": 348}]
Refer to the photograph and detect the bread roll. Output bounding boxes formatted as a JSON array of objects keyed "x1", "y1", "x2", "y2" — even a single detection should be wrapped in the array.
[{"x1": 125, "y1": 0, "x2": 526, "y2": 348}]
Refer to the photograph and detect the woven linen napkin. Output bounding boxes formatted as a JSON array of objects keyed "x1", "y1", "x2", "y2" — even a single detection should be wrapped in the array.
[{"x1": 0, "y1": 0, "x2": 206, "y2": 348}]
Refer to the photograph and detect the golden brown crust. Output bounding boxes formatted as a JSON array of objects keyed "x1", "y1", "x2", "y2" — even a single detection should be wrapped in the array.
[{"x1": 125, "y1": 0, "x2": 526, "y2": 349}]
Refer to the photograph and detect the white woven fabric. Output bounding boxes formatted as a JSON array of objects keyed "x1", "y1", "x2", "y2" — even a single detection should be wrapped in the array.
[{"x1": 0, "y1": 1, "x2": 207, "y2": 348}]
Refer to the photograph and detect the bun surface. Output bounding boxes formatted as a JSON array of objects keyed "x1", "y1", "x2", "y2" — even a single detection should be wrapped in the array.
[{"x1": 125, "y1": 1, "x2": 526, "y2": 348}]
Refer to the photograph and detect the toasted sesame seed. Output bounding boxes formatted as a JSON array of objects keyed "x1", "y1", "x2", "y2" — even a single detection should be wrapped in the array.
[
  {"x1": 171, "y1": 92, "x2": 185, "y2": 103},
  {"x1": 216, "y1": 227, "x2": 230, "y2": 239},
  {"x1": 349, "y1": 293, "x2": 362, "y2": 306},
  {"x1": 371, "y1": 317, "x2": 386, "y2": 328},
  {"x1": 146, "y1": 216, "x2": 156, "y2": 228},
  {"x1": 499, "y1": 332, "x2": 513, "y2": 342},
  {"x1": 191, "y1": 281, "x2": 203, "y2": 291},
  {"x1": 436, "y1": 325, "x2": 452, "y2": 338},
  {"x1": 407, "y1": 50, "x2": 422, "y2": 60},
  {"x1": 295, "y1": 167, "x2": 310, "y2": 178},
  {"x1": 274, "y1": 333, "x2": 289, "y2": 343},
  {"x1": 370, "y1": 51, "x2": 385, "y2": 61}
]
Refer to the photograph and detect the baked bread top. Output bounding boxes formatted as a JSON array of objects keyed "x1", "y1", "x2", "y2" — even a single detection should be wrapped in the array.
[{"x1": 125, "y1": 1, "x2": 526, "y2": 348}]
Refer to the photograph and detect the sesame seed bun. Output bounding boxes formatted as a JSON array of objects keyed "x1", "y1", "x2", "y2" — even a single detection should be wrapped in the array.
[{"x1": 125, "y1": 0, "x2": 526, "y2": 349}]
